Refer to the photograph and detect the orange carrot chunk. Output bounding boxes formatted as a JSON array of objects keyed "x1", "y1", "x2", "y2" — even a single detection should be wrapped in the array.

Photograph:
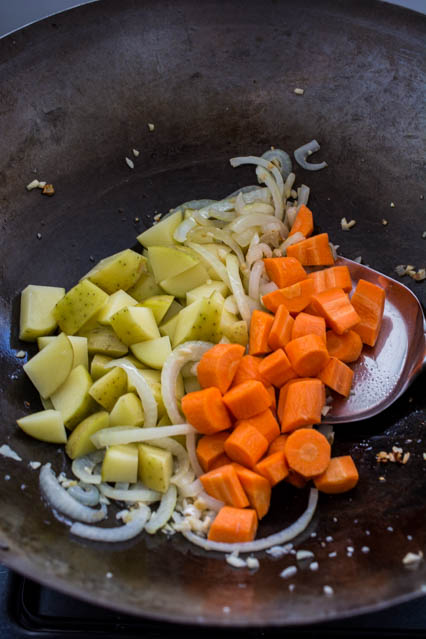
[
  {"x1": 288, "y1": 204, "x2": 314, "y2": 238},
  {"x1": 208, "y1": 506, "x2": 258, "y2": 543},
  {"x1": 350, "y1": 279, "x2": 386, "y2": 347},
  {"x1": 268, "y1": 434, "x2": 289, "y2": 454},
  {"x1": 291, "y1": 312, "x2": 326, "y2": 343},
  {"x1": 309, "y1": 287, "x2": 360, "y2": 335},
  {"x1": 268, "y1": 304, "x2": 295, "y2": 350},
  {"x1": 285, "y1": 333, "x2": 330, "y2": 377},
  {"x1": 200, "y1": 464, "x2": 249, "y2": 508},
  {"x1": 284, "y1": 428, "x2": 331, "y2": 478},
  {"x1": 278, "y1": 378, "x2": 325, "y2": 432},
  {"x1": 262, "y1": 279, "x2": 314, "y2": 314},
  {"x1": 308, "y1": 265, "x2": 352, "y2": 294},
  {"x1": 232, "y1": 464, "x2": 271, "y2": 519},
  {"x1": 223, "y1": 380, "x2": 272, "y2": 420},
  {"x1": 209, "y1": 453, "x2": 233, "y2": 470},
  {"x1": 326, "y1": 329, "x2": 363, "y2": 363},
  {"x1": 235, "y1": 409, "x2": 280, "y2": 445},
  {"x1": 224, "y1": 423, "x2": 269, "y2": 468},
  {"x1": 286, "y1": 233, "x2": 335, "y2": 266},
  {"x1": 249, "y1": 310, "x2": 274, "y2": 356},
  {"x1": 263, "y1": 257, "x2": 307, "y2": 289},
  {"x1": 233, "y1": 355, "x2": 267, "y2": 386},
  {"x1": 181, "y1": 387, "x2": 232, "y2": 435},
  {"x1": 196, "y1": 431, "x2": 231, "y2": 473},
  {"x1": 197, "y1": 343, "x2": 245, "y2": 394},
  {"x1": 254, "y1": 451, "x2": 289, "y2": 486},
  {"x1": 259, "y1": 348, "x2": 298, "y2": 387},
  {"x1": 319, "y1": 357, "x2": 354, "y2": 397},
  {"x1": 285, "y1": 470, "x2": 309, "y2": 489},
  {"x1": 266, "y1": 386, "x2": 277, "y2": 414},
  {"x1": 314, "y1": 455, "x2": 359, "y2": 494}
]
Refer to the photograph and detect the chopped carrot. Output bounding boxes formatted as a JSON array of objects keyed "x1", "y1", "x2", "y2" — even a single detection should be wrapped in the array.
[
  {"x1": 285, "y1": 333, "x2": 329, "y2": 377},
  {"x1": 268, "y1": 304, "x2": 295, "y2": 350},
  {"x1": 181, "y1": 387, "x2": 231, "y2": 435},
  {"x1": 263, "y1": 257, "x2": 307, "y2": 288},
  {"x1": 288, "y1": 204, "x2": 314, "y2": 238},
  {"x1": 319, "y1": 357, "x2": 354, "y2": 397},
  {"x1": 266, "y1": 385, "x2": 277, "y2": 414},
  {"x1": 235, "y1": 409, "x2": 280, "y2": 445},
  {"x1": 259, "y1": 348, "x2": 297, "y2": 387},
  {"x1": 309, "y1": 287, "x2": 360, "y2": 335},
  {"x1": 232, "y1": 464, "x2": 271, "y2": 519},
  {"x1": 326, "y1": 329, "x2": 363, "y2": 363},
  {"x1": 284, "y1": 428, "x2": 331, "y2": 478},
  {"x1": 254, "y1": 451, "x2": 289, "y2": 486},
  {"x1": 350, "y1": 279, "x2": 386, "y2": 347},
  {"x1": 223, "y1": 380, "x2": 272, "y2": 420},
  {"x1": 232, "y1": 355, "x2": 267, "y2": 386},
  {"x1": 196, "y1": 431, "x2": 230, "y2": 473},
  {"x1": 286, "y1": 233, "x2": 335, "y2": 266},
  {"x1": 197, "y1": 343, "x2": 245, "y2": 394},
  {"x1": 308, "y1": 265, "x2": 352, "y2": 294},
  {"x1": 278, "y1": 378, "x2": 325, "y2": 432},
  {"x1": 268, "y1": 434, "x2": 288, "y2": 454},
  {"x1": 209, "y1": 453, "x2": 232, "y2": 470},
  {"x1": 224, "y1": 422, "x2": 269, "y2": 467},
  {"x1": 262, "y1": 278, "x2": 315, "y2": 314},
  {"x1": 200, "y1": 464, "x2": 249, "y2": 508},
  {"x1": 291, "y1": 312, "x2": 326, "y2": 343},
  {"x1": 285, "y1": 470, "x2": 309, "y2": 489},
  {"x1": 314, "y1": 456, "x2": 359, "y2": 494},
  {"x1": 208, "y1": 506, "x2": 258, "y2": 542},
  {"x1": 249, "y1": 310, "x2": 274, "y2": 355}
]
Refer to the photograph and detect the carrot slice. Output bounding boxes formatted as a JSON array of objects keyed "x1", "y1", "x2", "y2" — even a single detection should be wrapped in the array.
[
  {"x1": 196, "y1": 431, "x2": 231, "y2": 473},
  {"x1": 232, "y1": 464, "x2": 271, "y2": 519},
  {"x1": 288, "y1": 204, "x2": 314, "y2": 238},
  {"x1": 181, "y1": 387, "x2": 232, "y2": 435},
  {"x1": 314, "y1": 455, "x2": 359, "y2": 494},
  {"x1": 284, "y1": 428, "x2": 331, "y2": 478},
  {"x1": 278, "y1": 378, "x2": 325, "y2": 432},
  {"x1": 326, "y1": 329, "x2": 363, "y2": 363},
  {"x1": 224, "y1": 423, "x2": 269, "y2": 467},
  {"x1": 254, "y1": 451, "x2": 289, "y2": 486},
  {"x1": 235, "y1": 409, "x2": 280, "y2": 445},
  {"x1": 259, "y1": 348, "x2": 297, "y2": 387},
  {"x1": 249, "y1": 310, "x2": 274, "y2": 355},
  {"x1": 262, "y1": 279, "x2": 315, "y2": 314},
  {"x1": 309, "y1": 287, "x2": 360, "y2": 335},
  {"x1": 285, "y1": 333, "x2": 329, "y2": 377},
  {"x1": 209, "y1": 453, "x2": 232, "y2": 470},
  {"x1": 268, "y1": 434, "x2": 288, "y2": 454},
  {"x1": 286, "y1": 233, "x2": 334, "y2": 266},
  {"x1": 266, "y1": 385, "x2": 277, "y2": 414},
  {"x1": 308, "y1": 265, "x2": 352, "y2": 294},
  {"x1": 268, "y1": 304, "x2": 295, "y2": 350},
  {"x1": 291, "y1": 312, "x2": 326, "y2": 343},
  {"x1": 263, "y1": 257, "x2": 307, "y2": 288},
  {"x1": 319, "y1": 357, "x2": 354, "y2": 397},
  {"x1": 208, "y1": 506, "x2": 258, "y2": 542},
  {"x1": 223, "y1": 380, "x2": 272, "y2": 420},
  {"x1": 350, "y1": 279, "x2": 386, "y2": 347},
  {"x1": 233, "y1": 355, "x2": 267, "y2": 386},
  {"x1": 197, "y1": 343, "x2": 245, "y2": 394},
  {"x1": 200, "y1": 464, "x2": 249, "y2": 508}
]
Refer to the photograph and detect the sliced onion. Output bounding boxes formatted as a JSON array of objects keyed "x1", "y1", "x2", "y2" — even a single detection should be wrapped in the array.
[
  {"x1": 203, "y1": 228, "x2": 245, "y2": 265},
  {"x1": 70, "y1": 504, "x2": 150, "y2": 542},
  {"x1": 186, "y1": 430, "x2": 204, "y2": 477},
  {"x1": 286, "y1": 206, "x2": 298, "y2": 228},
  {"x1": 229, "y1": 213, "x2": 284, "y2": 236},
  {"x1": 256, "y1": 167, "x2": 284, "y2": 220},
  {"x1": 194, "y1": 200, "x2": 236, "y2": 223},
  {"x1": 294, "y1": 140, "x2": 327, "y2": 171},
  {"x1": 67, "y1": 483, "x2": 100, "y2": 506},
  {"x1": 99, "y1": 482, "x2": 161, "y2": 502},
  {"x1": 297, "y1": 184, "x2": 310, "y2": 210},
  {"x1": 145, "y1": 485, "x2": 177, "y2": 534},
  {"x1": 198, "y1": 491, "x2": 225, "y2": 512},
  {"x1": 248, "y1": 260, "x2": 265, "y2": 302},
  {"x1": 175, "y1": 199, "x2": 216, "y2": 212},
  {"x1": 283, "y1": 172, "x2": 296, "y2": 199},
  {"x1": 243, "y1": 187, "x2": 271, "y2": 204},
  {"x1": 179, "y1": 478, "x2": 203, "y2": 498},
  {"x1": 226, "y1": 254, "x2": 252, "y2": 326},
  {"x1": 279, "y1": 232, "x2": 305, "y2": 255},
  {"x1": 161, "y1": 341, "x2": 213, "y2": 424},
  {"x1": 235, "y1": 191, "x2": 245, "y2": 215},
  {"x1": 259, "y1": 280, "x2": 278, "y2": 296},
  {"x1": 40, "y1": 464, "x2": 107, "y2": 523},
  {"x1": 91, "y1": 424, "x2": 194, "y2": 448},
  {"x1": 259, "y1": 229, "x2": 282, "y2": 249},
  {"x1": 246, "y1": 242, "x2": 272, "y2": 269},
  {"x1": 173, "y1": 217, "x2": 198, "y2": 242},
  {"x1": 233, "y1": 228, "x2": 258, "y2": 248},
  {"x1": 180, "y1": 361, "x2": 198, "y2": 378},
  {"x1": 261, "y1": 149, "x2": 292, "y2": 181},
  {"x1": 150, "y1": 437, "x2": 190, "y2": 483},
  {"x1": 105, "y1": 362, "x2": 157, "y2": 429},
  {"x1": 224, "y1": 295, "x2": 238, "y2": 315},
  {"x1": 182, "y1": 488, "x2": 318, "y2": 553},
  {"x1": 241, "y1": 201, "x2": 275, "y2": 216},
  {"x1": 186, "y1": 242, "x2": 230, "y2": 286},
  {"x1": 71, "y1": 451, "x2": 104, "y2": 485},
  {"x1": 230, "y1": 155, "x2": 284, "y2": 197}
]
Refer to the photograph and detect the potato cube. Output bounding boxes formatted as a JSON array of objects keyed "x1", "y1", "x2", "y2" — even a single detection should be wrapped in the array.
[
  {"x1": 138, "y1": 443, "x2": 173, "y2": 492},
  {"x1": 127, "y1": 272, "x2": 163, "y2": 301},
  {"x1": 50, "y1": 364, "x2": 95, "y2": 429},
  {"x1": 83, "y1": 249, "x2": 146, "y2": 294},
  {"x1": 109, "y1": 392, "x2": 144, "y2": 427},
  {"x1": 89, "y1": 366, "x2": 127, "y2": 411},
  {"x1": 54, "y1": 280, "x2": 108, "y2": 335},
  {"x1": 86, "y1": 326, "x2": 128, "y2": 357},
  {"x1": 19, "y1": 285, "x2": 65, "y2": 341},
  {"x1": 110, "y1": 306, "x2": 160, "y2": 345},
  {"x1": 139, "y1": 295, "x2": 174, "y2": 324},
  {"x1": 38, "y1": 335, "x2": 89, "y2": 369},
  {"x1": 23, "y1": 332, "x2": 74, "y2": 398},
  {"x1": 65, "y1": 411, "x2": 109, "y2": 459},
  {"x1": 130, "y1": 336, "x2": 172, "y2": 369},
  {"x1": 102, "y1": 444, "x2": 139, "y2": 483},
  {"x1": 16, "y1": 409, "x2": 67, "y2": 444},
  {"x1": 136, "y1": 209, "x2": 182, "y2": 247}
]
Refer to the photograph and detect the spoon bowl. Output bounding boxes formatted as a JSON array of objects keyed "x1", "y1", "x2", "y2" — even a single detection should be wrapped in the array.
[{"x1": 324, "y1": 257, "x2": 426, "y2": 423}]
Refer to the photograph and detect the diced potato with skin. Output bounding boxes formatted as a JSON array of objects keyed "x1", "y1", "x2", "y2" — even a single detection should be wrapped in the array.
[
  {"x1": 186, "y1": 281, "x2": 229, "y2": 304},
  {"x1": 161, "y1": 299, "x2": 183, "y2": 324},
  {"x1": 89, "y1": 366, "x2": 127, "y2": 411},
  {"x1": 159, "y1": 313, "x2": 180, "y2": 341},
  {"x1": 16, "y1": 409, "x2": 67, "y2": 444},
  {"x1": 136, "y1": 209, "x2": 182, "y2": 248},
  {"x1": 138, "y1": 443, "x2": 173, "y2": 493},
  {"x1": 23, "y1": 333, "x2": 74, "y2": 399},
  {"x1": 83, "y1": 249, "x2": 147, "y2": 294},
  {"x1": 160, "y1": 262, "x2": 209, "y2": 298},
  {"x1": 109, "y1": 393, "x2": 144, "y2": 427},
  {"x1": 138, "y1": 295, "x2": 174, "y2": 324},
  {"x1": 127, "y1": 272, "x2": 163, "y2": 302},
  {"x1": 19, "y1": 285, "x2": 65, "y2": 341},
  {"x1": 130, "y1": 336, "x2": 172, "y2": 369},
  {"x1": 86, "y1": 326, "x2": 128, "y2": 357},
  {"x1": 172, "y1": 292, "x2": 222, "y2": 347},
  {"x1": 102, "y1": 444, "x2": 139, "y2": 483},
  {"x1": 110, "y1": 306, "x2": 160, "y2": 346},
  {"x1": 50, "y1": 365, "x2": 95, "y2": 429},
  {"x1": 220, "y1": 308, "x2": 249, "y2": 346},
  {"x1": 65, "y1": 411, "x2": 109, "y2": 459},
  {"x1": 97, "y1": 290, "x2": 138, "y2": 325},
  {"x1": 147, "y1": 246, "x2": 198, "y2": 283},
  {"x1": 76, "y1": 310, "x2": 102, "y2": 335},
  {"x1": 90, "y1": 354, "x2": 113, "y2": 380},
  {"x1": 38, "y1": 335, "x2": 89, "y2": 369},
  {"x1": 54, "y1": 280, "x2": 109, "y2": 335}
]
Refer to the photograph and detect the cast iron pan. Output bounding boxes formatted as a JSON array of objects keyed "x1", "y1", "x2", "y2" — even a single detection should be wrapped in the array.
[{"x1": 0, "y1": 0, "x2": 425, "y2": 627}]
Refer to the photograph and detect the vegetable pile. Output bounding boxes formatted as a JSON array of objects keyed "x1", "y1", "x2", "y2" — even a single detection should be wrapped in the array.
[{"x1": 15, "y1": 146, "x2": 386, "y2": 552}]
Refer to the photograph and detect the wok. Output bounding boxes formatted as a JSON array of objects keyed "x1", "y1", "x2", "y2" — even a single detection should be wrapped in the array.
[{"x1": 0, "y1": 0, "x2": 425, "y2": 627}]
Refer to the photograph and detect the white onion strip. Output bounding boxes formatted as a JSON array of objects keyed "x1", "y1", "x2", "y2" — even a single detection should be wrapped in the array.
[
  {"x1": 71, "y1": 451, "x2": 104, "y2": 485},
  {"x1": 67, "y1": 484, "x2": 100, "y2": 506},
  {"x1": 226, "y1": 254, "x2": 252, "y2": 327},
  {"x1": 279, "y1": 232, "x2": 305, "y2": 255},
  {"x1": 40, "y1": 464, "x2": 107, "y2": 523},
  {"x1": 256, "y1": 167, "x2": 284, "y2": 220},
  {"x1": 248, "y1": 260, "x2": 265, "y2": 301},
  {"x1": 283, "y1": 172, "x2": 296, "y2": 199},
  {"x1": 297, "y1": 184, "x2": 311, "y2": 210},
  {"x1": 99, "y1": 483, "x2": 161, "y2": 502},
  {"x1": 204, "y1": 227, "x2": 245, "y2": 265},
  {"x1": 91, "y1": 424, "x2": 194, "y2": 448},
  {"x1": 229, "y1": 156, "x2": 284, "y2": 196},
  {"x1": 70, "y1": 505, "x2": 150, "y2": 542},
  {"x1": 105, "y1": 361, "x2": 157, "y2": 429},
  {"x1": 145, "y1": 485, "x2": 177, "y2": 534},
  {"x1": 198, "y1": 491, "x2": 224, "y2": 512},
  {"x1": 186, "y1": 430, "x2": 204, "y2": 477},
  {"x1": 294, "y1": 140, "x2": 327, "y2": 171},
  {"x1": 229, "y1": 213, "x2": 285, "y2": 236},
  {"x1": 182, "y1": 489, "x2": 318, "y2": 553},
  {"x1": 186, "y1": 242, "x2": 230, "y2": 286}
]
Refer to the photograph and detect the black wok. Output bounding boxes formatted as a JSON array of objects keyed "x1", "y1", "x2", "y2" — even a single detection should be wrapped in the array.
[{"x1": 0, "y1": 0, "x2": 425, "y2": 626}]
